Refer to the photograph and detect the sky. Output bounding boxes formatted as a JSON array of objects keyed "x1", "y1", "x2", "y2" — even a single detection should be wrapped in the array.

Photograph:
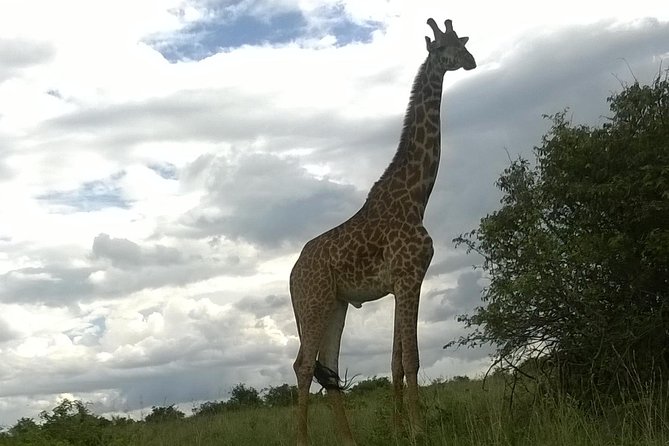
[{"x1": 0, "y1": 0, "x2": 668, "y2": 426}]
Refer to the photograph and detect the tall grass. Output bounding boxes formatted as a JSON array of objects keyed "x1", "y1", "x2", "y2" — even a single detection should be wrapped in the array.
[
  {"x1": 113, "y1": 377, "x2": 669, "y2": 445},
  {"x1": 1, "y1": 376, "x2": 667, "y2": 445}
]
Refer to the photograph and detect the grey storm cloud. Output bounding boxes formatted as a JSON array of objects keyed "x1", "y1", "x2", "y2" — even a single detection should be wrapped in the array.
[
  {"x1": 40, "y1": 87, "x2": 395, "y2": 157},
  {"x1": 0, "y1": 265, "x2": 95, "y2": 306},
  {"x1": 180, "y1": 151, "x2": 364, "y2": 248},
  {"x1": 422, "y1": 270, "x2": 484, "y2": 324},
  {"x1": 87, "y1": 234, "x2": 256, "y2": 296},
  {"x1": 92, "y1": 233, "x2": 184, "y2": 269},
  {"x1": 428, "y1": 251, "x2": 483, "y2": 277},
  {"x1": 234, "y1": 294, "x2": 291, "y2": 318},
  {"x1": 0, "y1": 234, "x2": 252, "y2": 306},
  {"x1": 0, "y1": 292, "x2": 296, "y2": 407}
]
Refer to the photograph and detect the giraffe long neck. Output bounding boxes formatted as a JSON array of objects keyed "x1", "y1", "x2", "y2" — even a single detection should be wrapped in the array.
[{"x1": 365, "y1": 56, "x2": 445, "y2": 222}]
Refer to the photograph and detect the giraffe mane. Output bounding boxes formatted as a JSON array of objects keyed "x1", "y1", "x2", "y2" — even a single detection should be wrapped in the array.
[{"x1": 367, "y1": 59, "x2": 428, "y2": 197}]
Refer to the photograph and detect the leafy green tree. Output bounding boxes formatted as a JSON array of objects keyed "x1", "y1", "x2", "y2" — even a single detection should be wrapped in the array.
[
  {"x1": 5, "y1": 416, "x2": 54, "y2": 445},
  {"x1": 193, "y1": 384, "x2": 266, "y2": 415},
  {"x1": 263, "y1": 384, "x2": 297, "y2": 407},
  {"x1": 8, "y1": 418, "x2": 39, "y2": 437},
  {"x1": 228, "y1": 383, "x2": 262, "y2": 408},
  {"x1": 38, "y1": 399, "x2": 110, "y2": 446},
  {"x1": 144, "y1": 404, "x2": 185, "y2": 423},
  {"x1": 192, "y1": 400, "x2": 228, "y2": 416},
  {"x1": 109, "y1": 415, "x2": 136, "y2": 426},
  {"x1": 451, "y1": 75, "x2": 669, "y2": 401},
  {"x1": 348, "y1": 376, "x2": 391, "y2": 396},
  {"x1": 451, "y1": 375, "x2": 470, "y2": 383}
]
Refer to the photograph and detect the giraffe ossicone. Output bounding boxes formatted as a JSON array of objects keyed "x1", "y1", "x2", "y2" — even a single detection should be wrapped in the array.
[{"x1": 290, "y1": 17, "x2": 476, "y2": 446}]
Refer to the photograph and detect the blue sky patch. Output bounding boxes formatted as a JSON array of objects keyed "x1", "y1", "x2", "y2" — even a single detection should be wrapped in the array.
[
  {"x1": 149, "y1": 5, "x2": 383, "y2": 62},
  {"x1": 148, "y1": 162, "x2": 178, "y2": 180},
  {"x1": 37, "y1": 173, "x2": 130, "y2": 212}
]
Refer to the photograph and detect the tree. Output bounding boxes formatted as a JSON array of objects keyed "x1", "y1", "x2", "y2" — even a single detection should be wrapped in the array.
[
  {"x1": 144, "y1": 404, "x2": 185, "y2": 423},
  {"x1": 193, "y1": 400, "x2": 229, "y2": 416},
  {"x1": 228, "y1": 383, "x2": 261, "y2": 408},
  {"x1": 450, "y1": 74, "x2": 669, "y2": 401},
  {"x1": 263, "y1": 384, "x2": 298, "y2": 407},
  {"x1": 39, "y1": 399, "x2": 111, "y2": 446},
  {"x1": 347, "y1": 376, "x2": 391, "y2": 396},
  {"x1": 8, "y1": 417, "x2": 39, "y2": 437}
]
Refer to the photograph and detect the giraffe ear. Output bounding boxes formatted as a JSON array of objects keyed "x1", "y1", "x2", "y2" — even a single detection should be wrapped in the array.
[{"x1": 459, "y1": 36, "x2": 469, "y2": 45}]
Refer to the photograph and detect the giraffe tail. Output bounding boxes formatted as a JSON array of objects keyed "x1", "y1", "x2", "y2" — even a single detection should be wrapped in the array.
[{"x1": 313, "y1": 361, "x2": 358, "y2": 391}]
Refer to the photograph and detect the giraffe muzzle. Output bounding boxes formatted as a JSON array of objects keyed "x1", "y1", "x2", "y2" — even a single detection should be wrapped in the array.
[{"x1": 463, "y1": 54, "x2": 476, "y2": 70}]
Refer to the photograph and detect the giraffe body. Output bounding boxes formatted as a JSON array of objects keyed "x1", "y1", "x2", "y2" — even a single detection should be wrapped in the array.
[{"x1": 290, "y1": 18, "x2": 476, "y2": 446}]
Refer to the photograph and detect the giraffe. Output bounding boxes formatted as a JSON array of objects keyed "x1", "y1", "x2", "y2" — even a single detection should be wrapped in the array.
[{"x1": 290, "y1": 18, "x2": 476, "y2": 446}]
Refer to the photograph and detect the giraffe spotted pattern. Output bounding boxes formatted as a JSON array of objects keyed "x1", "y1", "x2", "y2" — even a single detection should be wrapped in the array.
[{"x1": 290, "y1": 18, "x2": 476, "y2": 446}]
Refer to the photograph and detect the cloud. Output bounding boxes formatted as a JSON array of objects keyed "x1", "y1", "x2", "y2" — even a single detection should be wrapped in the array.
[
  {"x1": 92, "y1": 233, "x2": 183, "y2": 269},
  {"x1": 178, "y1": 151, "x2": 363, "y2": 248},
  {"x1": 0, "y1": 38, "x2": 54, "y2": 83},
  {"x1": 428, "y1": 251, "x2": 482, "y2": 277},
  {"x1": 422, "y1": 271, "x2": 484, "y2": 324},
  {"x1": 234, "y1": 294, "x2": 291, "y2": 319},
  {"x1": 0, "y1": 317, "x2": 18, "y2": 343},
  {"x1": 0, "y1": 234, "x2": 253, "y2": 306},
  {"x1": 0, "y1": 265, "x2": 95, "y2": 306},
  {"x1": 0, "y1": 293, "x2": 296, "y2": 416}
]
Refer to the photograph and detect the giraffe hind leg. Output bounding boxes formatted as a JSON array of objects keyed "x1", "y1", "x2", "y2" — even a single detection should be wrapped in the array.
[
  {"x1": 316, "y1": 300, "x2": 357, "y2": 446},
  {"x1": 292, "y1": 286, "x2": 342, "y2": 446},
  {"x1": 294, "y1": 341, "x2": 317, "y2": 446}
]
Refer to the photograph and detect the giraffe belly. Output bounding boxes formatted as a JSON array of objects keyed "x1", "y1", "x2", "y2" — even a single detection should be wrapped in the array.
[
  {"x1": 337, "y1": 277, "x2": 392, "y2": 308},
  {"x1": 332, "y1": 246, "x2": 392, "y2": 308}
]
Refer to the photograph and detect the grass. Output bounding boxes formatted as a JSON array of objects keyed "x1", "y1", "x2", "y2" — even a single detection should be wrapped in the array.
[{"x1": 2, "y1": 377, "x2": 667, "y2": 445}]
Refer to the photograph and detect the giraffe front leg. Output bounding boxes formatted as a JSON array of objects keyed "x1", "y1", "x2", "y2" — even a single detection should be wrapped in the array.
[
  {"x1": 293, "y1": 306, "x2": 330, "y2": 446},
  {"x1": 391, "y1": 301, "x2": 405, "y2": 432},
  {"x1": 394, "y1": 279, "x2": 425, "y2": 439}
]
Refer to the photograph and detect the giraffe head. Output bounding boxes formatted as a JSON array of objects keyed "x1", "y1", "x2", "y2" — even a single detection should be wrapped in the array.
[{"x1": 424, "y1": 18, "x2": 476, "y2": 72}]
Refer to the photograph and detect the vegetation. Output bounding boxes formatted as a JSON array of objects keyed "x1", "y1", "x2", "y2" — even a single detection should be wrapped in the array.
[
  {"x1": 0, "y1": 376, "x2": 667, "y2": 445},
  {"x1": 144, "y1": 405, "x2": 185, "y2": 424},
  {"x1": 450, "y1": 74, "x2": 669, "y2": 403}
]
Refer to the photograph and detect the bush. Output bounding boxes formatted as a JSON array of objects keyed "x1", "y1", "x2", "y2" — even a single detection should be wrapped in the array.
[
  {"x1": 263, "y1": 384, "x2": 297, "y2": 407},
  {"x1": 228, "y1": 383, "x2": 261, "y2": 408},
  {"x1": 450, "y1": 74, "x2": 669, "y2": 402},
  {"x1": 348, "y1": 376, "x2": 391, "y2": 396},
  {"x1": 144, "y1": 405, "x2": 185, "y2": 423},
  {"x1": 38, "y1": 399, "x2": 110, "y2": 446}
]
